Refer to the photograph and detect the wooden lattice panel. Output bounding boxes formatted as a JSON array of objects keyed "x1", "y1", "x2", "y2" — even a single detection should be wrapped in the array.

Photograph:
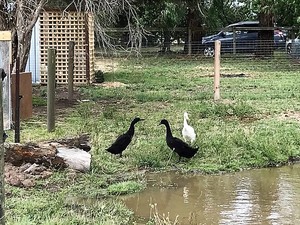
[
  {"x1": 88, "y1": 14, "x2": 95, "y2": 79},
  {"x1": 39, "y1": 11, "x2": 94, "y2": 84}
]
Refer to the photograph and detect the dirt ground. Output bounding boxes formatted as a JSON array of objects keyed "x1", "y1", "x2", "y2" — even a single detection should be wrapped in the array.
[
  {"x1": 32, "y1": 81, "x2": 126, "y2": 115},
  {"x1": 31, "y1": 84, "x2": 82, "y2": 116},
  {"x1": 5, "y1": 85, "x2": 80, "y2": 188},
  {"x1": 5, "y1": 162, "x2": 53, "y2": 188},
  {"x1": 5, "y1": 81, "x2": 126, "y2": 188}
]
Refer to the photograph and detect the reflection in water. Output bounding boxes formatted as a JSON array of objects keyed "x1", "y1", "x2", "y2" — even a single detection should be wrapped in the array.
[
  {"x1": 122, "y1": 164, "x2": 300, "y2": 224},
  {"x1": 183, "y1": 187, "x2": 189, "y2": 204},
  {"x1": 220, "y1": 177, "x2": 255, "y2": 224}
]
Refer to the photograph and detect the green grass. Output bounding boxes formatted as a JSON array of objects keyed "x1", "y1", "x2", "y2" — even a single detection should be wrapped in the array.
[
  {"x1": 32, "y1": 96, "x2": 47, "y2": 106},
  {"x1": 6, "y1": 55, "x2": 300, "y2": 224},
  {"x1": 6, "y1": 185, "x2": 133, "y2": 225},
  {"x1": 107, "y1": 181, "x2": 145, "y2": 195}
]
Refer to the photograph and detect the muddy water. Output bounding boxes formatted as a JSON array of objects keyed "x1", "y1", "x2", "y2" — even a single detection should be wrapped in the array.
[{"x1": 122, "y1": 164, "x2": 300, "y2": 224}]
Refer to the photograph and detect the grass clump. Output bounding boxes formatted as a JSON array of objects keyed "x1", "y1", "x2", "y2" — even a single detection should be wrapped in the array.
[
  {"x1": 147, "y1": 203, "x2": 179, "y2": 225},
  {"x1": 107, "y1": 181, "x2": 145, "y2": 195},
  {"x1": 6, "y1": 187, "x2": 133, "y2": 225},
  {"x1": 32, "y1": 96, "x2": 47, "y2": 106},
  {"x1": 198, "y1": 101, "x2": 257, "y2": 119}
]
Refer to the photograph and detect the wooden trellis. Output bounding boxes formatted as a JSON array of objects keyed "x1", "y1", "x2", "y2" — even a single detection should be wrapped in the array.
[{"x1": 39, "y1": 10, "x2": 94, "y2": 84}]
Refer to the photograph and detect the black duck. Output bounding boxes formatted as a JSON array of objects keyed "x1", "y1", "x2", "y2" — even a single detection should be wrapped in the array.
[
  {"x1": 106, "y1": 117, "x2": 144, "y2": 157},
  {"x1": 159, "y1": 119, "x2": 198, "y2": 162}
]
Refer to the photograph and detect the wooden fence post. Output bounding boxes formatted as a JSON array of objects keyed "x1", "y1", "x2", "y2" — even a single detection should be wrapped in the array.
[
  {"x1": 14, "y1": 57, "x2": 20, "y2": 143},
  {"x1": 188, "y1": 27, "x2": 192, "y2": 55},
  {"x1": 0, "y1": 72, "x2": 5, "y2": 225},
  {"x1": 0, "y1": 31, "x2": 11, "y2": 224},
  {"x1": 214, "y1": 40, "x2": 221, "y2": 101},
  {"x1": 47, "y1": 49, "x2": 56, "y2": 132},
  {"x1": 68, "y1": 41, "x2": 75, "y2": 101}
]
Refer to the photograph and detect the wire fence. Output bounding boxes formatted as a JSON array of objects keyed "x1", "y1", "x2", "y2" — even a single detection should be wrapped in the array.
[
  {"x1": 92, "y1": 37, "x2": 300, "y2": 103},
  {"x1": 95, "y1": 40, "x2": 300, "y2": 71},
  {"x1": 25, "y1": 29, "x2": 300, "y2": 84}
]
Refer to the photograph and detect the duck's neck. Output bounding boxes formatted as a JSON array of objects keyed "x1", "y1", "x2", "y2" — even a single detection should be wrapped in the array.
[
  {"x1": 127, "y1": 121, "x2": 136, "y2": 136},
  {"x1": 164, "y1": 123, "x2": 173, "y2": 138},
  {"x1": 183, "y1": 117, "x2": 188, "y2": 127}
]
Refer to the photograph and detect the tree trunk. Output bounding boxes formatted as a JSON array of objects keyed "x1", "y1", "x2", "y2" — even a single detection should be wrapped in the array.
[
  {"x1": 161, "y1": 30, "x2": 171, "y2": 53},
  {"x1": 12, "y1": 0, "x2": 40, "y2": 72},
  {"x1": 0, "y1": 0, "x2": 46, "y2": 73},
  {"x1": 0, "y1": 2, "x2": 9, "y2": 31},
  {"x1": 16, "y1": 30, "x2": 33, "y2": 72},
  {"x1": 184, "y1": 8, "x2": 204, "y2": 54},
  {"x1": 256, "y1": 2, "x2": 274, "y2": 57}
]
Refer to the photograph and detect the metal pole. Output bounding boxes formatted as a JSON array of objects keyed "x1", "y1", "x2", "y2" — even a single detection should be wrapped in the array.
[
  {"x1": 14, "y1": 57, "x2": 20, "y2": 143},
  {"x1": 47, "y1": 49, "x2": 56, "y2": 132},
  {"x1": 214, "y1": 40, "x2": 221, "y2": 101},
  {"x1": 0, "y1": 70, "x2": 5, "y2": 225},
  {"x1": 68, "y1": 41, "x2": 75, "y2": 101}
]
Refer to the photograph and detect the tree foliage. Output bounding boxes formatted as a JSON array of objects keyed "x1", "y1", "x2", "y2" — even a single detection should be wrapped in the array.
[
  {"x1": 251, "y1": 0, "x2": 300, "y2": 27},
  {"x1": 0, "y1": 0, "x2": 44, "y2": 70},
  {"x1": 1, "y1": 0, "x2": 300, "y2": 69},
  {"x1": 0, "y1": 0, "x2": 142, "y2": 71}
]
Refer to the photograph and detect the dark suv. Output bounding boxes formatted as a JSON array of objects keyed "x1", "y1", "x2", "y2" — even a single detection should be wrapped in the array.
[{"x1": 202, "y1": 21, "x2": 286, "y2": 57}]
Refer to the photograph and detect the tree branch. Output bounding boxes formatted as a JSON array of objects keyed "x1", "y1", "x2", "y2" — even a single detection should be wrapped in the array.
[{"x1": 26, "y1": 0, "x2": 47, "y2": 32}]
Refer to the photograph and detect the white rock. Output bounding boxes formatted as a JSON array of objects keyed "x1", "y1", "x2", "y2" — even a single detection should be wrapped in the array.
[{"x1": 56, "y1": 147, "x2": 91, "y2": 172}]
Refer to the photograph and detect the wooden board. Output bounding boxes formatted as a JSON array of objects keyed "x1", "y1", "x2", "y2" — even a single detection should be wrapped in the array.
[
  {"x1": 0, "y1": 31, "x2": 11, "y2": 41},
  {"x1": 11, "y1": 72, "x2": 33, "y2": 120}
]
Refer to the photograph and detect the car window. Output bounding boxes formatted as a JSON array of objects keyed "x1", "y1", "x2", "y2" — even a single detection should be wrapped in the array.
[
  {"x1": 236, "y1": 30, "x2": 252, "y2": 35},
  {"x1": 224, "y1": 31, "x2": 233, "y2": 36}
]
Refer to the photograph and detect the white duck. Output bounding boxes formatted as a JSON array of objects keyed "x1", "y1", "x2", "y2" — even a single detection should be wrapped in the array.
[{"x1": 182, "y1": 112, "x2": 196, "y2": 144}]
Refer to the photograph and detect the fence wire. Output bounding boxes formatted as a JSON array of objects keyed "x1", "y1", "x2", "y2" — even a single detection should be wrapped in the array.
[
  {"x1": 92, "y1": 38, "x2": 300, "y2": 104},
  {"x1": 96, "y1": 40, "x2": 300, "y2": 71}
]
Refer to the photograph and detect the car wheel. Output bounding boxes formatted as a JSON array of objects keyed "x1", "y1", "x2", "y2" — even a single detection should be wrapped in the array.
[
  {"x1": 204, "y1": 46, "x2": 215, "y2": 57},
  {"x1": 287, "y1": 43, "x2": 292, "y2": 54}
]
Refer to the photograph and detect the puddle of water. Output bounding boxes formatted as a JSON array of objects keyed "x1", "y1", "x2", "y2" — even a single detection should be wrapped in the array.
[{"x1": 122, "y1": 164, "x2": 300, "y2": 224}]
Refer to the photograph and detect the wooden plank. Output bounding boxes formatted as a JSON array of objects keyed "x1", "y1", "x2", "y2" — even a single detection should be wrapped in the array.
[
  {"x1": 11, "y1": 72, "x2": 33, "y2": 121},
  {"x1": 0, "y1": 31, "x2": 11, "y2": 41}
]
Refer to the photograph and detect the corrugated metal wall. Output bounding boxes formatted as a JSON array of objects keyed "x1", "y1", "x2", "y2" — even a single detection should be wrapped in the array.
[{"x1": 26, "y1": 18, "x2": 40, "y2": 83}]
